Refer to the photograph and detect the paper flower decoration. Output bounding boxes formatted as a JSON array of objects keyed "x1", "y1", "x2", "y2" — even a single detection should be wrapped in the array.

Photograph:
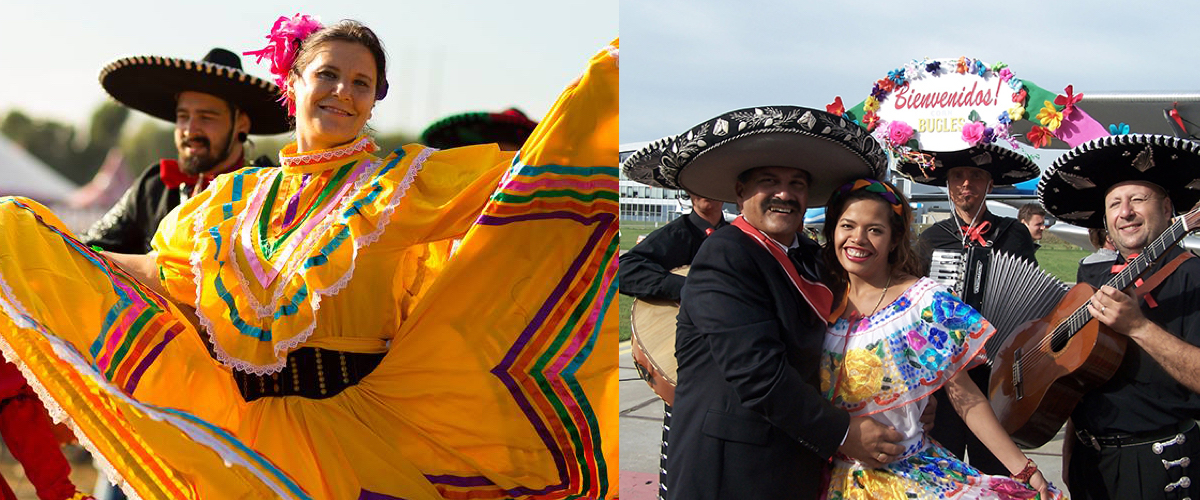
[
  {"x1": 997, "y1": 111, "x2": 1012, "y2": 125},
  {"x1": 998, "y1": 68, "x2": 1014, "y2": 82},
  {"x1": 827, "y1": 96, "x2": 846, "y2": 117},
  {"x1": 887, "y1": 120, "x2": 915, "y2": 147},
  {"x1": 876, "y1": 78, "x2": 896, "y2": 93},
  {"x1": 955, "y1": 57, "x2": 970, "y2": 74},
  {"x1": 1109, "y1": 122, "x2": 1131, "y2": 135},
  {"x1": 1012, "y1": 88, "x2": 1027, "y2": 105},
  {"x1": 1027, "y1": 126, "x2": 1053, "y2": 148},
  {"x1": 870, "y1": 83, "x2": 888, "y2": 100},
  {"x1": 990, "y1": 61, "x2": 1008, "y2": 72},
  {"x1": 862, "y1": 111, "x2": 881, "y2": 131},
  {"x1": 1036, "y1": 100, "x2": 1064, "y2": 131},
  {"x1": 888, "y1": 68, "x2": 907, "y2": 86},
  {"x1": 972, "y1": 60, "x2": 987, "y2": 77},
  {"x1": 994, "y1": 123, "x2": 1011, "y2": 141},
  {"x1": 1008, "y1": 105, "x2": 1025, "y2": 121},
  {"x1": 1008, "y1": 77, "x2": 1024, "y2": 91},
  {"x1": 864, "y1": 96, "x2": 881, "y2": 113},
  {"x1": 961, "y1": 121, "x2": 985, "y2": 145},
  {"x1": 925, "y1": 60, "x2": 942, "y2": 74},
  {"x1": 1054, "y1": 84, "x2": 1083, "y2": 118}
]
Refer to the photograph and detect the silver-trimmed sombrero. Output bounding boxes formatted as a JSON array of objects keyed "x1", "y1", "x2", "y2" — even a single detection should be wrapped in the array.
[
  {"x1": 621, "y1": 106, "x2": 888, "y2": 204},
  {"x1": 1038, "y1": 134, "x2": 1200, "y2": 228}
]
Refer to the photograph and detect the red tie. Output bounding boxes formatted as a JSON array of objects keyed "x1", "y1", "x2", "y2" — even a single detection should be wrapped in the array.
[
  {"x1": 961, "y1": 221, "x2": 991, "y2": 246},
  {"x1": 1111, "y1": 253, "x2": 1140, "y2": 274}
]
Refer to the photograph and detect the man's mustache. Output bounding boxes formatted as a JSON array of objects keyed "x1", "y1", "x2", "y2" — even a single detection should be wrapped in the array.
[
  {"x1": 183, "y1": 137, "x2": 211, "y2": 149},
  {"x1": 761, "y1": 198, "x2": 801, "y2": 211}
]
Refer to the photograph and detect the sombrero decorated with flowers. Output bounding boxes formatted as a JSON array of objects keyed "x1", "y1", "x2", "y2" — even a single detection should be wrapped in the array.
[
  {"x1": 830, "y1": 57, "x2": 1115, "y2": 186},
  {"x1": 99, "y1": 48, "x2": 291, "y2": 135},
  {"x1": 1039, "y1": 134, "x2": 1200, "y2": 228},
  {"x1": 420, "y1": 108, "x2": 538, "y2": 149},
  {"x1": 897, "y1": 143, "x2": 1040, "y2": 187},
  {"x1": 621, "y1": 106, "x2": 888, "y2": 204}
]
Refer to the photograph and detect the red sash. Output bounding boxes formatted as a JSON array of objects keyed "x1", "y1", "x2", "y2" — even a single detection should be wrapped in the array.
[{"x1": 732, "y1": 216, "x2": 833, "y2": 324}]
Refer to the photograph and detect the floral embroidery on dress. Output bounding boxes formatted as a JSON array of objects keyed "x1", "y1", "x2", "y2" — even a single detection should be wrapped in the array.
[{"x1": 823, "y1": 279, "x2": 993, "y2": 414}]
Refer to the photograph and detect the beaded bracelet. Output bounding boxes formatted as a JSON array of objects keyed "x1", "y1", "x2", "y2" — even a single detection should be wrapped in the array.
[{"x1": 1011, "y1": 458, "x2": 1038, "y2": 483}]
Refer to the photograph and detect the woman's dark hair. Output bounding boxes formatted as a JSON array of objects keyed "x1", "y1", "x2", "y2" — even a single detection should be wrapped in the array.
[
  {"x1": 820, "y1": 179, "x2": 921, "y2": 299},
  {"x1": 290, "y1": 20, "x2": 388, "y2": 99}
]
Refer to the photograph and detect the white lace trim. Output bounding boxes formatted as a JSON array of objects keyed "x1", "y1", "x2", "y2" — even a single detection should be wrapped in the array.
[
  {"x1": 0, "y1": 265, "x2": 301, "y2": 498},
  {"x1": 279, "y1": 136, "x2": 376, "y2": 167},
  {"x1": 191, "y1": 147, "x2": 433, "y2": 375}
]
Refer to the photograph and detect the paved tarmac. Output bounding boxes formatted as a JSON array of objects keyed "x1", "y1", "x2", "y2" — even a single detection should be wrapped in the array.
[{"x1": 619, "y1": 340, "x2": 1067, "y2": 499}]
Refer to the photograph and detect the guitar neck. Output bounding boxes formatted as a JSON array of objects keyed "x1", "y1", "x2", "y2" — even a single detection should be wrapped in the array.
[{"x1": 1055, "y1": 219, "x2": 1191, "y2": 342}]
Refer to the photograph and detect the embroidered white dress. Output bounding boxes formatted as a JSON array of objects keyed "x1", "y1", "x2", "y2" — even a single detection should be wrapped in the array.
[{"x1": 821, "y1": 277, "x2": 1065, "y2": 500}]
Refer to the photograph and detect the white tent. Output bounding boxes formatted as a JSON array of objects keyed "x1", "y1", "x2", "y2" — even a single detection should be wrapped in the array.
[{"x1": 0, "y1": 135, "x2": 78, "y2": 202}]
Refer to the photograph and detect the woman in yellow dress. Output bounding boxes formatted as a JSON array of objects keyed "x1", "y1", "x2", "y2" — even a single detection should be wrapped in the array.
[{"x1": 0, "y1": 16, "x2": 618, "y2": 500}]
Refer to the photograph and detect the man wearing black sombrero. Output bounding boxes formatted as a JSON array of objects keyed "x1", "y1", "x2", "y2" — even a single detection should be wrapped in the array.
[
  {"x1": 624, "y1": 106, "x2": 905, "y2": 500},
  {"x1": 82, "y1": 48, "x2": 290, "y2": 254},
  {"x1": 897, "y1": 142, "x2": 1039, "y2": 476},
  {"x1": 1041, "y1": 134, "x2": 1200, "y2": 500},
  {"x1": 419, "y1": 107, "x2": 537, "y2": 151}
]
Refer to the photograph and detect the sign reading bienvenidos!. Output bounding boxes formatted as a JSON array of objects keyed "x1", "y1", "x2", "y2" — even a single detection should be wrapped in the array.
[{"x1": 870, "y1": 57, "x2": 1017, "y2": 152}]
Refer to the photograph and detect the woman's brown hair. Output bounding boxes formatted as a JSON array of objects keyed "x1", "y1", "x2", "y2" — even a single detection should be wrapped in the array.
[{"x1": 820, "y1": 179, "x2": 921, "y2": 299}]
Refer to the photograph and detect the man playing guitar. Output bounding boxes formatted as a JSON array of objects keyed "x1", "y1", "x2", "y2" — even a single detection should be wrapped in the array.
[{"x1": 1040, "y1": 134, "x2": 1200, "y2": 500}]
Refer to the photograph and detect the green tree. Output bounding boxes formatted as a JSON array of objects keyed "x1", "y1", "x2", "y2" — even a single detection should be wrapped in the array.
[{"x1": 119, "y1": 121, "x2": 175, "y2": 172}]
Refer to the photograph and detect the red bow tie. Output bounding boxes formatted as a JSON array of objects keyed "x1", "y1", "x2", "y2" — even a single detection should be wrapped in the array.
[
  {"x1": 159, "y1": 159, "x2": 198, "y2": 189},
  {"x1": 1111, "y1": 253, "x2": 1141, "y2": 274},
  {"x1": 160, "y1": 154, "x2": 245, "y2": 192},
  {"x1": 961, "y1": 221, "x2": 991, "y2": 246}
]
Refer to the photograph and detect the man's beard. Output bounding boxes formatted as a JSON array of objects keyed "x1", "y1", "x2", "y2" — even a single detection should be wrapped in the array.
[{"x1": 178, "y1": 136, "x2": 231, "y2": 176}]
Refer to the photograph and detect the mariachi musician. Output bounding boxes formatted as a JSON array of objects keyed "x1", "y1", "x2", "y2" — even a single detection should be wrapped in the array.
[
  {"x1": 898, "y1": 143, "x2": 1040, "y2": 475},
  {"x1": 1040, "y1": 134, "x2": 1200, "y2": 499},
  {"x1": 619, "y1": 144, "x2": 727, "y2": 499}
]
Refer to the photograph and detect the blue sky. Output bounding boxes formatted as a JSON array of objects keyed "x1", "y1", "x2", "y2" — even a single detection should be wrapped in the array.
[
  {"x1": 620, "y1": 0, "x2": 1199, "y2": 144},
  {"x1": 0, "y1": 0, "x2": 616, "y2": 136}
]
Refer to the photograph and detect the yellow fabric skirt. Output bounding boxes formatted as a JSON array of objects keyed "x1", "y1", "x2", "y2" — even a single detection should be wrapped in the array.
[{"x1": 0, "y1": 40, "x2": 618, "y2": 500}]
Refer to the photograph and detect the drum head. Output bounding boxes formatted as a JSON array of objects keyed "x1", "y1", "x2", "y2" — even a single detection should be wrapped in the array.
[{"x1": 629, "y1": 266, "x2": 688, "y2": 405}]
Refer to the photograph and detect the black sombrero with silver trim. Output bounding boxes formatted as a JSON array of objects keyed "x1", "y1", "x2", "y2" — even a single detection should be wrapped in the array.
[
  {"x1": 99, "y1": 48, "x2": 291, "y2": 135},
  {"x1": 1038, "y1": 134, "x2": 1200, "y2": 228},
  {"x1": 620, "y1": 135, "x2": 680, "y2": 189},
  {"x1": 895, "y1": 142, "x2": 1039, "y2": 187},
  {"x1": 622, "y1": 106, "x2": 888, "y2": 204}
]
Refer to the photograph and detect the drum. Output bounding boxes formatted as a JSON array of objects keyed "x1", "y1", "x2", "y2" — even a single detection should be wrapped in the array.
[{"x1": 629, "y1": 266, "x2": 687, "y2": 405}]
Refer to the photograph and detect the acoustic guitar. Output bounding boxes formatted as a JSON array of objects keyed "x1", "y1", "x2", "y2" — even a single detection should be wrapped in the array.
[{"x1": 989, "y1": 205, "x2": 1200, "y2": 449}]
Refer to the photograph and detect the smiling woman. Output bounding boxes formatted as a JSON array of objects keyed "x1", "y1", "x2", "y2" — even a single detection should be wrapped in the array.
[{"x1": 0, "y1": 14, "x2": 618, "y2": 500}]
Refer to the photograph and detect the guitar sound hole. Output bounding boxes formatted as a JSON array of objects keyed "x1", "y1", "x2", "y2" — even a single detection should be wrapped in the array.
[{"x1": 1050, "y1": 331, "x2": 1069, "y2": 352}]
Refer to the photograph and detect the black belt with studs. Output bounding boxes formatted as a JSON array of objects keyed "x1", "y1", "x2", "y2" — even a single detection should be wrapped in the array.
[{"x1": 232, "y1": 347, "x2": 386, "y2": 402}]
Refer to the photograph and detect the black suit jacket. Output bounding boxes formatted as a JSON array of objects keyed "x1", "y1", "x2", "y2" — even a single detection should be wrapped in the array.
[
  {"x1": 618, "y1": 212, "x2": 724, "y2": 301},
  {"x1": 665, "y1": 226, "x2": 850, "y2": 500},
  {"x1": 82, "y1": 157, "x2": 275, "y2": 254}
]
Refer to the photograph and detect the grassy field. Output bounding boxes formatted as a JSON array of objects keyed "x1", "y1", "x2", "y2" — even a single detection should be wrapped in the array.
[{"x1": 617, "y1": 220, "x2": 1089, "y2": 342}]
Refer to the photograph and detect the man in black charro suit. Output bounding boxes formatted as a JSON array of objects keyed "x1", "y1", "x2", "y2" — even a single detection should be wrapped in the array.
[{"x1": 82, "y1": 48, "x2": 290, "y2": 253}]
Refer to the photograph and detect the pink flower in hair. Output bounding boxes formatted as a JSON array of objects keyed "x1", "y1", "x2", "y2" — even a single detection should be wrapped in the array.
[{"x1": 244, "y1": 13, "x2": 324, "y2": 115}]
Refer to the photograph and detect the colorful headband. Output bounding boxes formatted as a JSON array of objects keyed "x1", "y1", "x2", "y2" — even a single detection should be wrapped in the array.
[{"x1": 830, "y1": 178, "x2": 904, "y2": 217}]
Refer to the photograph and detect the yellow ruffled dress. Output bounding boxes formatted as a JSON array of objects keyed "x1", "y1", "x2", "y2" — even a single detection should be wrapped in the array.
[{"x1": 0, "y1": 41, "x2": 617, "y2": 500}]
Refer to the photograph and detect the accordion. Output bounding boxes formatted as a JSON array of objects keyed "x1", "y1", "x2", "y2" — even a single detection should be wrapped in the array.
[{"x1": 929, "y1": 247, "x2": 1070, "y2": 364}]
